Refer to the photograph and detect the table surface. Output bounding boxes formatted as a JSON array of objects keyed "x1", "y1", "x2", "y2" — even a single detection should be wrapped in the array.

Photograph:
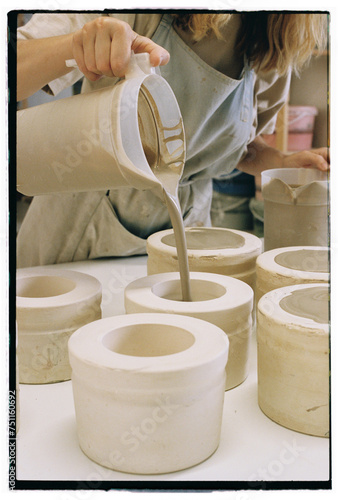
[{"x1": 16, "y1": 256, "x2": 330, "y2": 487}]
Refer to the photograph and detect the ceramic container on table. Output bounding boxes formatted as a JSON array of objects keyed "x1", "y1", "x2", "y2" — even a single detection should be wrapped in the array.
[
  {"x1": 261, "y1": 168, "x2": 328, "y2": 251},
  {"x1": 256, "y1": 245, "x2": 329, "y2": 303},
  {"x1": 125, "y1": 271, "x2": 253, "y2": 390},
  {"x1": 257, "y1": 283, "x2": 329, "y2": 437},
  {"x1": 68, "y1": 313, "x2": 229, "y2": 474},
  {"x1": 16, "y1": 268, "x2": 102, "y2": 384},
  {"x1": 147, "y1": 226, "x2": 262, "y2": 291}
]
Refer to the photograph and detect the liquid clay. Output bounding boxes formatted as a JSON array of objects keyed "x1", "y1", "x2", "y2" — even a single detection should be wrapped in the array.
[{"x1": 138, "y1": 85, "x2": 192, "y2": 301}]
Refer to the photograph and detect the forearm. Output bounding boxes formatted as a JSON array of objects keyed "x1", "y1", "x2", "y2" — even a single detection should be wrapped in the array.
[
  {"x1": 17, "y1": 34, "x2": 74, "y2": 101},
  {"x1": 237, "y1": 136, "x2": 329, "y2": 175},
  {"x1": 236, "y1": 136, "x2": 284, "y2": 176}
]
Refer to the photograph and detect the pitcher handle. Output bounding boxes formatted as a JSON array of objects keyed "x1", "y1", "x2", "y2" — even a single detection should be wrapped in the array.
[{"x1": 66, "y1": 51, "x2": 159, "y2": 79}]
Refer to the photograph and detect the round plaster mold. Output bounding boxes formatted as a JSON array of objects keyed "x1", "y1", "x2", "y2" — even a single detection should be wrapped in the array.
[
  {"x1": 68, "y1": 313, "x2": 229, "y2": 474},
  {"x1": 16, "y1": 268, "x2": 102, "y2": 384},
  {"x1": 256, "y1": 246, "x2": 329, "y2": 303},
  {"x1": 257, "y1": 283, "x2": 329, "y2": 437},
  {"x1": 146, "y1": 227, "x2": 262, "y2": 291},
  {"x1": 124, "y1": 271, "x2": 253, "y2": 390}
]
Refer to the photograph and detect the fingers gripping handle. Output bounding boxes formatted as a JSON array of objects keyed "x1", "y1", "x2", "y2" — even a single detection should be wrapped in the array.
[
  {"x1": 125, "y1": 52, "x2": 156, "y2": 78},
  {"x1": 65, "y1": 52, "x2": 157, "y2": 78}
]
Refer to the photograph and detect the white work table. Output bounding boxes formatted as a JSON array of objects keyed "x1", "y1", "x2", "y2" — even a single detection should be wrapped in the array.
[{"x1": 15, "y1": 256, "x2": 330, "y2": 489}]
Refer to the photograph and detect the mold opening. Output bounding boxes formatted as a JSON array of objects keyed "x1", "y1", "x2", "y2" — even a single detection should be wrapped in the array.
[
  {"x1": 102, "y1": 323, "x2": 195, "y2": 357},
  {"x1": 151, "y1": 279, "x2": 226, "y2": 302},
  {"x1": 274, "y1": 249, "x2": 329, "y2": 273},
  {"x1": 16, "y1": 276, "x2": 76, "y2": 298},
  {"x1": 161, "y1": 227, "x2": 245, "y2": 250},
  {"x1": 279, "y1": 286, "x2": 329, "y2": 324}
]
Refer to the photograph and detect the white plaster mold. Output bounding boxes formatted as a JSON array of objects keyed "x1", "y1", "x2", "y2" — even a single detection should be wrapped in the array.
[
  {"x1": 16, "y1": 268, "x2": 102, "y2": 384},
  {"x1": 147, "y1": 227, "x2": 262, "y2": 291},
  {"x1": 256, "y1": 245, "x2": 329, "y2": 302},
  {"x1": 124, "y1": 271, "x2": 253, "y2": 390},
  {"x1": 68, "y1": 313, "x2": 229, "y2": 474},
  {"x1": 257, "y1": 283, "x2": 329, "y2": 437}
]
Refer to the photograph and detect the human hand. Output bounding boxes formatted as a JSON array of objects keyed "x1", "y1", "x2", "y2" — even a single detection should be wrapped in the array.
[
  {"x1": 282, "y1": 147, "x2": 330, "y2": 171},
  {"x1": 72, "y1": 17, "x2": 170, "y2": 81}
]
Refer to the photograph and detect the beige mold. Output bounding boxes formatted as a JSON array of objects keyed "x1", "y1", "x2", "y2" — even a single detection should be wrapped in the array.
[
  {"x1": 261, "y1": 168, "x2": 328, "y2": 251},
  {"x1": 256, "y1": 246, "x2": 329, "y2": 303},
  {"x1": 257, "y1": 283, "x2": 329, "y2": 437},
  {"x1": 68, "y1": 313, "x2": 229, "y2": 474},
  {"x1": 16, "y1": 268, "x2": 102, "y2": 384},
  {"x1": 124, "y1": 271, "x2": 253, "y2": 390},
  {"x1": 147, "y1": 226, "x2": 262, "y2": 290}
]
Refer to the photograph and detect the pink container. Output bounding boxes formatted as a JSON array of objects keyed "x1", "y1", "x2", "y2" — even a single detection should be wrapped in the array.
[
  {"x1": 288, "y1": 105, "x2": 318, "y2": 132},
  {"x1": 262, "y1": 105, "x2": 318, "y2": 151},
  {"x1": 287, "y1": 132, "x2": 314, "y2": 150},
  {"x1": 262, "y1": 132, "x2": 314, "y2": 151}
]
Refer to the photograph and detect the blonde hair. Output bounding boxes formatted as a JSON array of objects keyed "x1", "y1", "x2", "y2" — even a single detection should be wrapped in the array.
[{"x1": 172, "y1": 13, "x2": 328, "y2": 75}]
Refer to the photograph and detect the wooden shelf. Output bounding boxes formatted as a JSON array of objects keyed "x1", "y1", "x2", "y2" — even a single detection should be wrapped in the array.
[{"x1": 275, "y1": 102, "x2": 289, "y2": 153}]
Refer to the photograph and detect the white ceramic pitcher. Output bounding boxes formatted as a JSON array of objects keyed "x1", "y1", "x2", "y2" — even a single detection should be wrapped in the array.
[{"x1": 16, "y1": 53, "x2": 185, "y2": 200}]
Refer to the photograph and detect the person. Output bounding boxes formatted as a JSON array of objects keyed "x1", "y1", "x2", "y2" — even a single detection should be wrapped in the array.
[
  {"x1": 211, "y1": 170, "x2": 256, "y2": 230},
  {"x1": 16, "y1": 12, "x2": 329, "y2": 267}
]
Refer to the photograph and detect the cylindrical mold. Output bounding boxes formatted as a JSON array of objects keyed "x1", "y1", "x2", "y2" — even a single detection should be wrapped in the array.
[
  {"x1": 147, "y1": 227, "x2": 262, "y2": 290},
  {"x1": 16, "y1": 268, "x2": 102, "y2": 384},
  {"x1": 124, "y1": 272, "x2": 253, "y2": 390},
  {"x1": 257, "y1": 284, "x2": 329, "y2": 437},
  {"x1": 68, "y1": 313, "x2": 229, "y2": 474},
  {"x1": 261, "y1": 168, "x2": 329, "y2": 250},
  {"x1": 256, "y1": 246, "x2": 329, "y2": 303}
]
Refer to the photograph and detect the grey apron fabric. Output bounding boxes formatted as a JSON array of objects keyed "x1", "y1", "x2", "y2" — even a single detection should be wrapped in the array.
[{"x1": 17, "y1": 14, "x2": 254, "y2": 267}]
